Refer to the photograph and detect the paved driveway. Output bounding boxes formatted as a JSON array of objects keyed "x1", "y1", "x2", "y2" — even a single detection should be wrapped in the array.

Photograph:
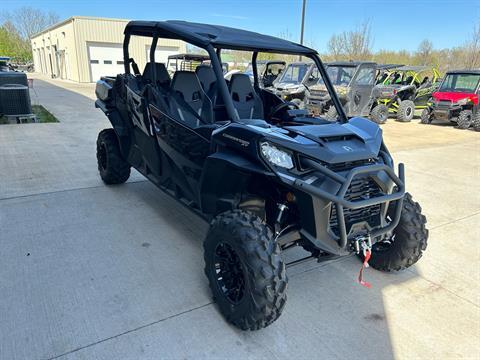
[{"x1": 0, "y1": 76, "x2": 479, "y2": 359}]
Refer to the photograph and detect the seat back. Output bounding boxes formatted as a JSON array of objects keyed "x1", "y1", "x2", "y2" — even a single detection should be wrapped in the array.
[
  {"x1": 143, "y1": 62, "x2": 170, "y2": 90},
  {"x1": 229, "y1": 73, "x2": 263, "y2": 119},
  {"x1": 195, "y1": 65, "x2": 217, "y2": 100},
  {"x1": 170, "y1": 71, "x2": 213, "y2": 127}
]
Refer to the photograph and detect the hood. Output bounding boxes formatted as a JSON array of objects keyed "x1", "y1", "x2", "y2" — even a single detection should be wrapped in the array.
[
  {"x1": 310, "y1": 84, "x2": 348, "y2": 95},
  {"x1": 267, "y1": 117, "x2": 382, "y2": 164},
  {"x1": 274, "y1": 82, "x2": 302, "y2": 90},
  {"x1": 433, "y1": 91, "x2": 478, "y2": 105}
]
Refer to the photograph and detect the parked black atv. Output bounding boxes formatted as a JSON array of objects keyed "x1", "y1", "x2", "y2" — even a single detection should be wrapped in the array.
[
  {"x1": 421, "y1": 70, "x2": 480, "y2": 131},
  {"x1": 269, "y1": 62, "x2": 320, "y2": 107},
  {"x1": 95, "y1": 20, "x2": 428, "y2": 331},
  {"x1": 372, "y1": 65, "x2": 441, "y2": 122},
  {"x1": 306, "y1": 61, "x2": 384, "y2": 122}
]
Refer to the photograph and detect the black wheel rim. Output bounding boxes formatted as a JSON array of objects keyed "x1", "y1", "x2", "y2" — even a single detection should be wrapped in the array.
[
  {"x1": 406, "y1": 107, "x2": 412, "y2": 117},
  {"x1": 213, "y1": 243, "x2": 246, "y2": 304},
  {"x1": 373, "y1": 213, "x2": 396, "y2": 253},
  {"x1": 98, "y1": 142, "x2": 107, "y2": 170},
  {"x1": 372, "y1": 234, "x2": 395, "y2": 253}
]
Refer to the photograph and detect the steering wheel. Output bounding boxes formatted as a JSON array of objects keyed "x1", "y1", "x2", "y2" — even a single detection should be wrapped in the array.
[{"x1": 268, "y1": 101, "x2": 299, "y2": 121}]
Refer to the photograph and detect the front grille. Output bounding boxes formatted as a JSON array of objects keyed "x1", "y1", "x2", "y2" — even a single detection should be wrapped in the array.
[
  {"x1": 436, "y1": 100, "x2": 451, "y2": 110},
  {"x1": 310, "y1": 89, "x2": 328, "y2": 98},
  {"x1": 325, "y1": 159, "x2": 375, "y2": 172},
  {"x1": 329, "y1": 177, "x2": 383, "y2": 236}
]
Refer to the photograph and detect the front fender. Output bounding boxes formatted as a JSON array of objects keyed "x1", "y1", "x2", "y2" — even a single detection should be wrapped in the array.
[{"x1": 199, "y1": 148, "x2": 273, "y2": 216}]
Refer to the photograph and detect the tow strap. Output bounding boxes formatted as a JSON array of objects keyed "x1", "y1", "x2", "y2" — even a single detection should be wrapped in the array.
[{"x1": 358, "y1": 249, "x2": 372, "y2": 288}]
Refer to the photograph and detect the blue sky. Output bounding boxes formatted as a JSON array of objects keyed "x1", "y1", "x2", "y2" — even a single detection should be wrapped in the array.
[{"x1": 3, "y1": 0, "x2": 479, "y2": 52}]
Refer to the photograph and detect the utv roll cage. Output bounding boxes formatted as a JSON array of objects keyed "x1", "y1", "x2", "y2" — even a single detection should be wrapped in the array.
[
  {"x1": 166, "y1": 53, "x2": 210, "y2": 71},
  {"x1": 122, "y1": 20, "x2": 347, "y2": 123},
  {"x1": 382, "y1": 65, "x2": 440, "y2": 86}
]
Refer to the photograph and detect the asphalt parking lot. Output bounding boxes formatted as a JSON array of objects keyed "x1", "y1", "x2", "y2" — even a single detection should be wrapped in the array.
[{"x1": 1, "y1": 75, "x2": 479, "y2": 359}]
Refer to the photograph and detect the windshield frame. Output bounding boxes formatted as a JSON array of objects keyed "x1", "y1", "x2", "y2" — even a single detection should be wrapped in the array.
[
  {"x1": 439, "y1": 73, "x2": 480, "y2": 93},
  {"x1": 277, "y1": 63, "x2": 311, "y2": 84}
]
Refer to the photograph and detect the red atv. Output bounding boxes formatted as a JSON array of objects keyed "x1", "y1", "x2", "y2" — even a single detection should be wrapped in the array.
[{"x1": 421, "y1": 70, "x2": 480, "y2": 131}]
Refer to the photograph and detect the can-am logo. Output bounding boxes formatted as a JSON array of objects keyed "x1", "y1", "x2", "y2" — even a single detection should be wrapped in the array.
[
  {"x1": 342, "y1": 146, "x2": 353, "y2": 152},
  {"x1": 222, "y1": 133, "x2": 250, "y2": 147}
]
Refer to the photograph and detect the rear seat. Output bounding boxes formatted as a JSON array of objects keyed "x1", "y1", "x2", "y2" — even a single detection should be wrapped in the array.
[
  {"x1": 169, "y1": 71, "x2": 213, "y2": 127},
  {"x1": 142, "y1": 62, "x2": 171, "y2": 90},
  {"x1": 195, "y1": 65, "x2": 218, "y2": 104}
]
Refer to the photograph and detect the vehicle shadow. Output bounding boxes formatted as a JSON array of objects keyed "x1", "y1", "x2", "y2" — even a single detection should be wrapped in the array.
[{"x1": 126, "y1": 179, "x2": 419, "y2": 359}]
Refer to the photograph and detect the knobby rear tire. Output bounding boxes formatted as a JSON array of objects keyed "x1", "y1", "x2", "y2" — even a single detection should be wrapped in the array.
[{"x1": 96, "y1": 129, "x2": 131, "y2": 184}]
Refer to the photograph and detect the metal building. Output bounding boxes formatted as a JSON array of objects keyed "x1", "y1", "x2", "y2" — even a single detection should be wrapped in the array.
[{"x1": 30, "y1": 16, "x2": 186, "y2": 82}]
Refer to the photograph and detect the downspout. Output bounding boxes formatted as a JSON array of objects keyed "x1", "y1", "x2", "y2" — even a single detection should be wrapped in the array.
[{"x1": 72, "y1": 18, "x2": 81, "y2": 82}]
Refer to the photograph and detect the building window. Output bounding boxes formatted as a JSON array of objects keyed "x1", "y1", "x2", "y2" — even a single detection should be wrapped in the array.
[
  {"x1": 104, "y1": 60, "x2": 112, "y2": 65},
  {"x1": 90, "y1": 60, "x2": 99, "y2": 64},
  {"x1": 117, "y1": 61, "x2": 124, "y2": 65}
]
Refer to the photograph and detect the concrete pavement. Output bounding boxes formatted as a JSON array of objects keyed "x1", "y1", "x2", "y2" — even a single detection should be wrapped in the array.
[{"x1": 0, "y1": 75, "x2": 479, "y2": 359}]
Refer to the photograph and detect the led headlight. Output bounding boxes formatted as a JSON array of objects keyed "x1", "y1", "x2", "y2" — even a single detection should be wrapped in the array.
[
  {"x1": 260, "y1": 142, "x2": 294, "y2": 169},
  {"x1": 291, "y1": 85, "x2": 306, "y2": 94},
  {"x1": 456, "y1": 97, "x2": 470, "y2": 106}
]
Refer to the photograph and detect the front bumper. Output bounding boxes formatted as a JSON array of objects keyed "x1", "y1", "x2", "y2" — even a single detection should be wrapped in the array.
[
  {"x1": 273, "y1": 89, "x2": 304, "y2": 102},
  {"x1": 431, "y1": 103, "x2": 462, "y2": 122},
  {"x1": 305, "y1": 96, "x2": 330, "y2": 115},
  {"x1": 277, "y1": 160, "x2": 405, "y2": 256}
]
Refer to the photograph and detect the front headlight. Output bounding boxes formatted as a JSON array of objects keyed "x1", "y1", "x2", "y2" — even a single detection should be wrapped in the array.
[
  {"x1": 291, "y1": 85, "x2": 306, "y2": 94},
  {"x1": 456, "y1": 98, "x2": 470, "y2": 106},
  {"x1": 260, "y1": 142, "x2": 294, "y2": 169}
]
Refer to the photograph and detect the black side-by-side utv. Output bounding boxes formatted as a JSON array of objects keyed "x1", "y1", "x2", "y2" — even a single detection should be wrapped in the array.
[{"x1": 94, "y1": 20, "x2": 428, "y2": 331}]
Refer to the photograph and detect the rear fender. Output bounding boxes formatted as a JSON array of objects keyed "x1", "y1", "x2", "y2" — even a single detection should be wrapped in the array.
[{"x1": 95, "y1": 100, "x2": 131, "y2": 158}]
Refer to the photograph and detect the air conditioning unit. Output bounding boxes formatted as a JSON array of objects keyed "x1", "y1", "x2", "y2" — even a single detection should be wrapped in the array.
[
  {"x1": 0, "y1": 72, "x2": 28, "y2": 87},
  {"x1": 0, "y1": 84, "x2": 32, "y2": 116}
]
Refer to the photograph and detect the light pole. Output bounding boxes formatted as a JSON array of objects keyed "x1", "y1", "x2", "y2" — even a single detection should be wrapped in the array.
[{"x1": 299, "y1": 0, "x2": 307, "y2": 61}]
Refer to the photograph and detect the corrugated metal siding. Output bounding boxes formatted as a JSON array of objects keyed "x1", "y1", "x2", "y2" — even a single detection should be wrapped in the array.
[
  {"x1": 31, "y1": 20, "x2": 81, "y2": 81},
  {"x1": 31, "y1": 17, "x2": 186, "y2": 82},
  {"x1": 74, "y1": 18, "x2": 185, "y2": 82}
]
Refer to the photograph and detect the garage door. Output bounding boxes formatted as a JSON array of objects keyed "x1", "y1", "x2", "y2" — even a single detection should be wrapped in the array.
[
  {"x1": 88, "y1": 43, "x2": 124, "y2": 82},
  {"x1": 145, "y1": 45, "x2": 180, "y2": 65}
]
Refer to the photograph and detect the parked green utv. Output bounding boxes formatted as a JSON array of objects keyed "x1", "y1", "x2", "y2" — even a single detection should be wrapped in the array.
[{"x1": 372, "y1": 65, "x2": 441, "y2": 122}]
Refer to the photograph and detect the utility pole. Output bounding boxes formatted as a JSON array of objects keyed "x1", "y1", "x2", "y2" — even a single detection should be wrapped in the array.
[{"x1": 299, "y1": 0, "x2": 307, "y2": 61}]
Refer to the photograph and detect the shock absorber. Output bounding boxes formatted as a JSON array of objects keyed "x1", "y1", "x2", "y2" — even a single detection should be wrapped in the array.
[{"x1": 274, "y1": 203, "x2": 289, "y2": 235}]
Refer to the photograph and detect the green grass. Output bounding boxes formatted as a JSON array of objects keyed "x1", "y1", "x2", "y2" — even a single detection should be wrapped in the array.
[
  {"x1": 32, "y1": 105, "x2": 58, "y2": 123},
  {"x1": 0, "y1": 104, "x2": 59, "y2": 124}
]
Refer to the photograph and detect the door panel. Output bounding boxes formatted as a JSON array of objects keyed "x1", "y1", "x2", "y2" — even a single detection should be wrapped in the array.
[
  {"x1": 126, "y1": 86, "x2": 152, "y2": 136},
  {"x1": 349, "y1": 65, "x2": 376, "y2": 117},
  {"x1": 149, "y1": 104, "x2": 210, "y2": 203}
]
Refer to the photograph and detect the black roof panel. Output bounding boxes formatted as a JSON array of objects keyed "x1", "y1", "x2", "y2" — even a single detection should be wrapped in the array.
[
  {"x1": 125, "y1": 20, "x2": 316, "y2": 55},
  {"x1": 328, "y1": 61, "x2": 376, "y2": 67},
  {"x1": 167, "y1": 53, "x2": 209, "y2": 61},
  {"x1": 445, "y1": 69, "x2": 480, "y2": 75}
]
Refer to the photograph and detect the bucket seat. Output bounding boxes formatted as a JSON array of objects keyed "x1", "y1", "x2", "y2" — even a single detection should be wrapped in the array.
[
  {"x1": 170, "y1": 71, "x2": 213, "y2": 127},
  {"x1": 143, "y1": 62, "x2": 171, "y2": 90},
  {"x1": 229, "y1": 73, "x2": 263, "y2": 119}
]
